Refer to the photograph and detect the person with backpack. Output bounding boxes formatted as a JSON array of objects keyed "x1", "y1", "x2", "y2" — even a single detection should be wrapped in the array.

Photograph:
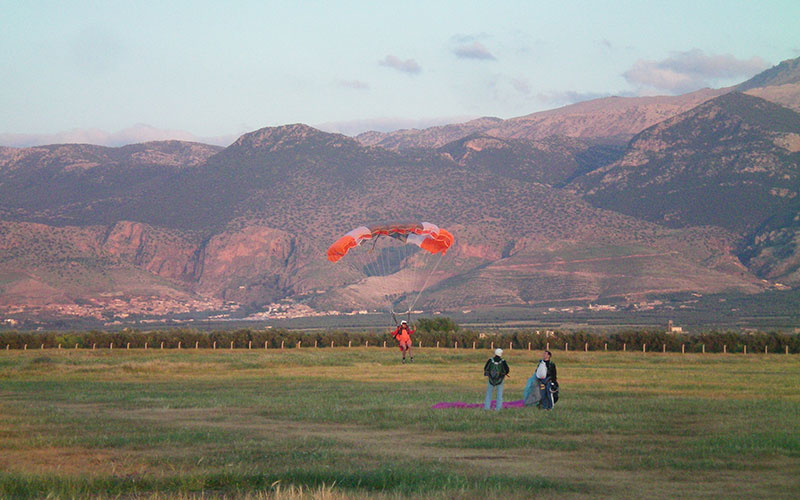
[
  {"x1": 391, "y1": 320, "x2": 415, "y2": 363},
  {"x1": 483, "y1": 348, "x2": 510, "y2": 410},
  {"x1": 524, "y1": 350, "x2": 558, "y2": 409}
]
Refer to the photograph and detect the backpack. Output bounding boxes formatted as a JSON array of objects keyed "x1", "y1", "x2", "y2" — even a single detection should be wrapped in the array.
[
  {"x1": 535, "y1": 360, "x2": 547, "y2": 379},
  {"x1": 487, "y1": 359, "x2": 505, "y2": 385}
]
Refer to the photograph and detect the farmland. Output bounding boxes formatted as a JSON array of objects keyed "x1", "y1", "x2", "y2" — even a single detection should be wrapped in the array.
[{"x1": 1, "y1": 348, "x2": 798, "y2": 499}]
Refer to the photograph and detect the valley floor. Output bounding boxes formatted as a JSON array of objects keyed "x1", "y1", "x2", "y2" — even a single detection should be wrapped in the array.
[{"x1": 1, "y1": 349, "x2": 798, "y2": 499}]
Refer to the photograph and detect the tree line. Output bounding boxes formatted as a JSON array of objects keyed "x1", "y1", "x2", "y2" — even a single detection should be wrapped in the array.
[{"x1": 1, "y1": 318, "x2": 798, "y2": 353}]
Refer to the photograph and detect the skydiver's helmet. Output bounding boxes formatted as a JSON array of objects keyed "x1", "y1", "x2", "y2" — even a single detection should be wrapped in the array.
[{"x1": 401, "y1": 320, "x2": 408, "y2": 328}]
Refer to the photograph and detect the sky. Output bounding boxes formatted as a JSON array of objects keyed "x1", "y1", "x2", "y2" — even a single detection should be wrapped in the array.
[{"x1": 1, "y1": 0, "x2": 799, "y2": 147}]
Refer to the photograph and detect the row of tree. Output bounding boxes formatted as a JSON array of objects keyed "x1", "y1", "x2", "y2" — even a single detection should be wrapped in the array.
[{"x1": 1, "y1": 319, "x2": 798, "y2": 353}]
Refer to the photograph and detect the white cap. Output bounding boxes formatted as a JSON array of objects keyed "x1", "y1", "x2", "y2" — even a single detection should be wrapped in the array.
[
  {"x1": 401, "y1": 320, "x2": 407, "y2": 324},
  {"x1": 494, "y1": 348, "x2": 503, "y2": 357}
]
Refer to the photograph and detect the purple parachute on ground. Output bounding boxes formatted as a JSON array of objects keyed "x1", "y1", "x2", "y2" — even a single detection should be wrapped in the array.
[{"x1": 432, "y1": 399, "x2": 525, "y2": 409}]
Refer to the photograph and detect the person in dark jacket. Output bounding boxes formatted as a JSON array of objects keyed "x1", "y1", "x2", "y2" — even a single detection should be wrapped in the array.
[
  {"x1": 483, "y1": 348, "x2": 510, "y2": 410},
  {"x1": 536, "y1": 350, "x2": 557, "y2": 409}
]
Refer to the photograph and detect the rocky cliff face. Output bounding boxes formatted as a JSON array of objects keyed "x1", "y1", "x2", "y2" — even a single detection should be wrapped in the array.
[
  {"x1": 195, "y1": 225, "x2": 317, "y2": 305},
  {"x1": 99, "y1": 221, "x2": 322, "y2": 306},
  {"x1": 100, "y1": 221, "x2": 200, "y2": 281},
  {"x1": 0, "y1": 219, "x2": 322, "y2": 314}
]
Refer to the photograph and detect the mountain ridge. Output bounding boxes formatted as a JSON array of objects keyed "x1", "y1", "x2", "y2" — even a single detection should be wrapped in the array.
[
  {"x1": 572, "y1": 92, "x2": 800, "y2": 232},
  {"x1": 2, "y1": 58, "x2": 800, "y2": 322}
]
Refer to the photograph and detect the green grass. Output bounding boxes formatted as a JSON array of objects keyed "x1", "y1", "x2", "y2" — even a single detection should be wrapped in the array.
[{"x1": 0, "y1": 348, "x2": 798, "y2": 499}]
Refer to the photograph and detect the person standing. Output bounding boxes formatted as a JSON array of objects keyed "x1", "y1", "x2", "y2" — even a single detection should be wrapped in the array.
[
  {"x1": 483, "y1": 348, "x2": 510, "y2": 410},
  {"x1": 391, "y1": 320, "x2": 415, "y2": 363},
  {"x1": 529, "y1": 350, "x2": 557, "y2": 409}
]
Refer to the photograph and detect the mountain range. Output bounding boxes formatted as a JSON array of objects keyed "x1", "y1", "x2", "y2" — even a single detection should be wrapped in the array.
[{"x1": 2, "y1": 57, "x2": 799, "y2": 325}]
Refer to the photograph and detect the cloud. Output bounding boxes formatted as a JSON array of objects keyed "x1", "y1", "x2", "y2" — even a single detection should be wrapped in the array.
[
  {"x1": 453, "y1": 41, "x2": 496, "y2": 60},
  {"x1": 337, "y1": 79, "x2": 370, "y2": 90},
  {"x1": 510, "y1": 77, "x2": 532, "y2": 95},
  {"x1": 624, "y1": 49, "x2": 769, "y2": 93},
  {"x1": 379, "y1": 55, "x2": 421, "y2": 75}
]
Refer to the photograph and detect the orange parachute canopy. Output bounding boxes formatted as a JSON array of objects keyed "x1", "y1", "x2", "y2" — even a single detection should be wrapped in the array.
[{"x1": 327, "y1": 222, "x2": 454, "y2": 263}]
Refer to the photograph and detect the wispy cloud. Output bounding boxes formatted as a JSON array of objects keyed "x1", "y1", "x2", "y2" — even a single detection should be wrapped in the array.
[
  {"x1": 453, "y1": 41, "x2": 496, "y2": 61},
  {"x1": 623, "y1": 49, "x2": 769, "y2": 93},
  {"x1": 379, "y1": 55, "x2": 421, "y2": 75},
  {"x1": 337, "y1": 79, "x2": 370, "y2": 90},
  {"x1": 510, "y1": 77, "x2": 531, "y2": 95}
]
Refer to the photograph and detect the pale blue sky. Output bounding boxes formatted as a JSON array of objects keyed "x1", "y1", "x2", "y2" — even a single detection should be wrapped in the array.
[{"x1": 1, "y1": 0, "x2": 798, "y2": 146}]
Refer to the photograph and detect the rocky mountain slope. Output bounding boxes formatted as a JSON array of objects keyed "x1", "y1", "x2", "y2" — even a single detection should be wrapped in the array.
[
  {"x1": 0, "y1": 124, "x2": 766, "y2": 319},
  {"x1": 0, "y1": 141, "x2": 221, "y2": 225},
  {"x1": 738, "y1": 57, "x2": 800, "y2": 112},
  {"x1": 571, "y1": 92, "x2": 800, "y2": 232},
  {"x1": 570, "y1": 91, "x2": 800, "y2": 284},
  {"x1": 1, "y1": 57, "x2": 799, "y2": 321}
]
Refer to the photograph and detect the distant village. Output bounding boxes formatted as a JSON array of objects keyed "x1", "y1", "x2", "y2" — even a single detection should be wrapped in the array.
[
  {"x1": 0, "y1": 291, "x2": 696, "y2": 331},
  {"x1": 0, "y1": 295, "x2": 373, "y2": 327}
]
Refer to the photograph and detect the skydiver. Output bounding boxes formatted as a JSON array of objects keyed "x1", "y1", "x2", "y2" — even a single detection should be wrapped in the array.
[{"x1": 391, "y1": 320, "x2": 415, "y2": 363}]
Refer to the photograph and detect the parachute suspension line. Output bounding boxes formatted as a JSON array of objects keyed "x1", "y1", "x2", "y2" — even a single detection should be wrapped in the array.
[
  {"x1": 377, "y1": 242, "x2": 394, "y2": 315},
  {"x1": 393, "y1": 250, "x2": 445, "y2": 316},
  {"x1": 408, "y1": 249, "x2": 444, "y2": 312},
  {"x1": 354, "y1": 235, "x2": 397, "y2": 317},
  {"x1": 348, "y1": 242, "x2": 382, "y2": 312},
  {"x1": 375, "y1": 237, "x2": 395, "y2": 314}
]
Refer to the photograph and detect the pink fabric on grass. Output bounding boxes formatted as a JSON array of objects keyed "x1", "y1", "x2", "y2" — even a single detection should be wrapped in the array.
[{"x1": 432, "y1": 399, "x2": 525, "y2": 409}]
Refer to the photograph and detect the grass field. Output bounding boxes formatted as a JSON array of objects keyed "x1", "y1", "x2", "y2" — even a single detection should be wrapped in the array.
[{"x1": 1, "y1": 348, "x2": 798, "y2": 499}]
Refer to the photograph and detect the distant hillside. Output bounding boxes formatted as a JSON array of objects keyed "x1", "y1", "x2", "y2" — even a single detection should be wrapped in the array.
[
  {"x1": 5, "y1": 58, "x2": 800, "y2": 321},
  {"x1": 484, "y1": 88, "x2": 728, "y2": 142},
  {"x1": 737, "y1": 57, "x2": 800, "y2": 113},
  {"x1": 0, "y1": 124, "x2": 767, "y2": 317},
  {"x1": 572, "y1": 92, "x2": 800, "y2": 233},
  {"x1": 436, "y1": 134, "x2": 624, "y2": 187},
  {"x1": 358, "y1": 56, "x2": 800, "y2": 152},
  {"x1": 357, "y1": 117, "x2": 504, "y2": 151},
  {"x1": 570, "y1": 92, "x2": 800, "y2": 284},
  {"x1": 357, "y1": 88, "x2": 726, "y2": 150},
  {"x1": 0, "y1": 141, "x2": 221, "y2": 225},
  {"x1": 737, "y1": 57, "x2": 800, "y2": 92}
]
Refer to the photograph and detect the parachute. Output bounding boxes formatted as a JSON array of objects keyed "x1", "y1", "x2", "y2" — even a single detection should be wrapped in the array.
[
  {"x1": 327, "y1": 222, "x2": 454, "y2": 317},
  {"x1": 327, "y1": 222, "x2": 453, "y2": 263}
]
